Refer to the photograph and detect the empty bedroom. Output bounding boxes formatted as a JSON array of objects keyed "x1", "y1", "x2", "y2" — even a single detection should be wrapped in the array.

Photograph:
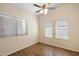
[{"x1": 0, "y1": 3, "x2": 79, "y2": 56}]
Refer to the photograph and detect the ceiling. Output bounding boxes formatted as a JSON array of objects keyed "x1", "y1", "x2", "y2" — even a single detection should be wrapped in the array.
[{"x1": 12, "y1": 3, "x2": 61, "y2": 15}]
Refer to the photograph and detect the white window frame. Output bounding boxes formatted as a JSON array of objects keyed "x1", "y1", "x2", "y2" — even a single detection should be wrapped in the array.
[
  {"x1": 44, "y1": 26, "x2": 53, "y2": 38},
  {"x1": 55, "y1": 19, "x2": 70, "y2": 40}
]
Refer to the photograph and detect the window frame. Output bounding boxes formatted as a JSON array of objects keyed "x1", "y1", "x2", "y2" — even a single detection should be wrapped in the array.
[
  {"x1": 43, "y1": 26, "x2": 53, "y2": 38},
  {"x1": 54, "y1": 19, "x2": 70, "y2": 40}
]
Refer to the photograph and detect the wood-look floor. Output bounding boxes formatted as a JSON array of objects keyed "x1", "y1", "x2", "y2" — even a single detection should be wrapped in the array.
[{"x1": 9, "y1": 43, "x2": 79, "y2": 56}]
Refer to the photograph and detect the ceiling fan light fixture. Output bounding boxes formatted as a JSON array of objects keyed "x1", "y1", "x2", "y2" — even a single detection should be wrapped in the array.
[
  {"x1": 40, "y1": 10, "x2": 43, "y2": 14},
  {"x1": 40, "y1": 9, "x2": 48, "y2": 15},
  {"x1": 44, "y1": 9, "x2": 48, "y2": 15},
  {"x1": 33, "y1": 3, "x2": 59, "y2": 15}
]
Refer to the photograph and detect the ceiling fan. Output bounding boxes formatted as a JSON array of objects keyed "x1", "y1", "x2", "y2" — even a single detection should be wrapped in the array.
[{"x1": 33, "y1": 3, "x2": 56, "y2": 14}]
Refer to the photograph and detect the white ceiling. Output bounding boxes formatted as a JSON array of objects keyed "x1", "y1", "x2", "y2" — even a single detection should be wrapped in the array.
[{"x1": 12, "y1": 3, "x2": 61, "y2": 14}]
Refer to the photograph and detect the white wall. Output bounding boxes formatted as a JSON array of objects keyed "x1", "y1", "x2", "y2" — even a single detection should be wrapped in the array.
[
  {"x1": 0, "y1": 4, "x2": 38, "y2": 55},
  {"x1": 38, "y1": 4, "x2": 79, "y2": 52},
  {"x1": 0, "y1": 3, "x2": 79, "y2": 56}
]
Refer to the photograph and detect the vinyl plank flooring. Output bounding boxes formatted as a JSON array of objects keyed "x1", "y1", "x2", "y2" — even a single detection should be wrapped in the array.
[{"x1": 9, "y1": 43, "x2": 79, "y2": 56}]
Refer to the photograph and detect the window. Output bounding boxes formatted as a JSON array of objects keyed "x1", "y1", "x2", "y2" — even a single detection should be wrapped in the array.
[
  {"x1": 41, "y1": 17, "x2": 69, "y2": 39},
  {"x1": 0, "y1": 16, "x2": 17, "y2": 37},
  {"x1": 43, "y1": 19, "x2": 53, "y2": 38},
  {"x1": 0, "y1": 13, "x2": 27, "y2": 37},
  {"x1": 44, "y1": 26, "x2": 53, "y2": 38},
  {"x1": 55, "y1": 20, "x2": 69, "y2": 39},
  {"x1": 17, "y1": 20, "x2": 27, "y2": 35}
]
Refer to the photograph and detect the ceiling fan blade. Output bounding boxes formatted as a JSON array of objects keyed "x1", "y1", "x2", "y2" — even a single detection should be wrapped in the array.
[
  {"x1": 35, "y1": 9, "x2": 41, "y2": 13},
  {"x1": 48, "y1": 7, "x2": 56, "y2": 9},
  {"x1": 33, "y1": 4, "x2": 41, "y2": 8}
]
